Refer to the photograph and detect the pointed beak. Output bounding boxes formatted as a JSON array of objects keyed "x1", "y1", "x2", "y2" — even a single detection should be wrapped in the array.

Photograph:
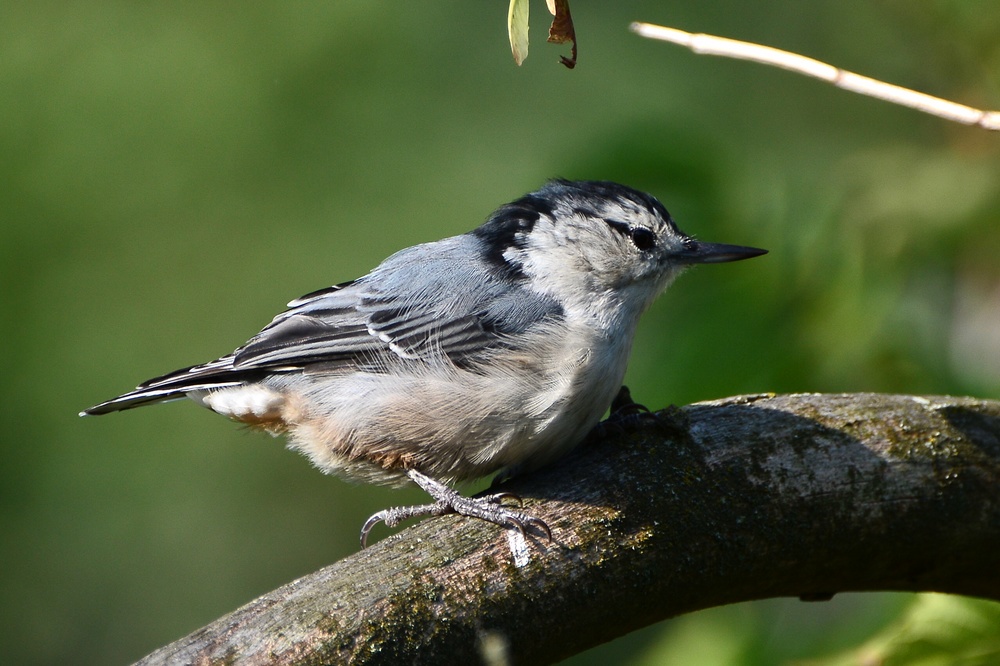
[{"x1": 674, "y1": 240, "x2": 768, "y2": 264}]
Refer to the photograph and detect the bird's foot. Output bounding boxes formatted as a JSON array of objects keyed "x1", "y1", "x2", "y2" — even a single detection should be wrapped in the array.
[
  {"x1": 609, "y1": 384, "x2": 651, "y2": 418},
  {"x1": 588, "y1": 385, "x2": 689, "y2": 442},
  {"x1": 360, "y1": 469, "x2": 551, "y2": 548}
]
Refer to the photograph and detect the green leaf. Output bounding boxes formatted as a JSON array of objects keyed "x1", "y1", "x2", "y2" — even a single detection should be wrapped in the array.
[{"x1": 507, "y1": 0, "x2": 529, "y2": 65}]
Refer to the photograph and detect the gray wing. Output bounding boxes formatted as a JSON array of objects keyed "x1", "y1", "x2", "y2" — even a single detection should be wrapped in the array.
[
  {"x1": 232, "y1": 235, "x2": 562, "y2": 370},
  {"x1": 82, "y1": 235, "x2": 562, "y2": 414}
]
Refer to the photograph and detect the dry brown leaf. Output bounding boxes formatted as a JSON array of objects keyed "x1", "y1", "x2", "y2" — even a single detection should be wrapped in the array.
[{"x1": 546, "y1": 0, "x2": 577, "y2": 68}]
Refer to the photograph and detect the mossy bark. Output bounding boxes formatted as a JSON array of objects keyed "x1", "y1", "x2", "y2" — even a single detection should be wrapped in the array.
[{"x1": 135, "y1": 393, "x2": 1000, "y2": 666}]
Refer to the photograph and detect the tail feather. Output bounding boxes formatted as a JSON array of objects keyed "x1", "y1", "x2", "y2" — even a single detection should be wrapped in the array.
[
  {"x1": 80, "y1": 380, "x2": 243, "y2": 416},
  {"x1": 80, "y1": 355, "x2": 256, "y2": 416}
]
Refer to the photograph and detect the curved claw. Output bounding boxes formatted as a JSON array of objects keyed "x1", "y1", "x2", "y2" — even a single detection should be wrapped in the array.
[
  {"x1": 502, "y1": 513, "x2": 551, "y2": 541},
  {"x1": 525, "y1": 516, "x2": 552, "y2": 541},
  {"x1": 488, "y1": 491, "x2": 523, "y2": 507},
  {"x1": 503, "y1": 516, "x2": 527, "y2": 536},
  {"x1": 360, "y1": 512, "x2": 388, "y2": 548}
]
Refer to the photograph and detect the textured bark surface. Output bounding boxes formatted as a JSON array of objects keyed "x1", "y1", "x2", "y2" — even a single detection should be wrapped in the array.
[{"x1": 135, "y1": 393, "x2": 1000, "y2": 666}]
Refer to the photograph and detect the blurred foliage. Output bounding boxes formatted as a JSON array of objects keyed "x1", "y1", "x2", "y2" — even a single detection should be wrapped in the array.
[
  {"x1": 2, "y1": 1, "x2": 999, "y2": 664},
  {"x1": 806, "y1": 594, "x2": 1000, "y2": 666}
]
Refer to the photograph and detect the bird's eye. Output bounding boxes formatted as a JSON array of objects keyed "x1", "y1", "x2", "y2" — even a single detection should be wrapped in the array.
[
  {"x1": 605, "y1": 219, "x2": 656, "y2": 252},
  {"x1": 629, "y1": 227, "x2": 656, "y2": 251}
]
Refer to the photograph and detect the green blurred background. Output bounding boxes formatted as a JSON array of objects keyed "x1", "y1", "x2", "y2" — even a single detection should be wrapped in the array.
[{"x1": 2, "y1": 1, "x2": 999, "y2": 664}]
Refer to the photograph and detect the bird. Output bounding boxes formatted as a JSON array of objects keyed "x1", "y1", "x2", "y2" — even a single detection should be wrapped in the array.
[{"x1": 81, "y1": 179, "x2": 767, "y2": 546}]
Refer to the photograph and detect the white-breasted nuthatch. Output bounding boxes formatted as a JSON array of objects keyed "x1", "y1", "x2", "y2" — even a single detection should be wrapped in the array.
[{"x1": 82, "y1": 180, "x2": 766, "y2": 546}]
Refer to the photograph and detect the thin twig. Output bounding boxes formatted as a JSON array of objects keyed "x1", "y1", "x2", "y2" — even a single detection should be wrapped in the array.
[{"x1": 630, "y1": 21, "x2": 1000, "y2": 131}]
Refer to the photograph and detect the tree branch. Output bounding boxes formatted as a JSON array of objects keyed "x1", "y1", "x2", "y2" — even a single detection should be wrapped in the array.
[
  {"x1": 135, "y1": 393, "x2": 1000, "y2": 665},
  {"x1": 630, "y1": 22, "x2": 1000, "y2": 131}
]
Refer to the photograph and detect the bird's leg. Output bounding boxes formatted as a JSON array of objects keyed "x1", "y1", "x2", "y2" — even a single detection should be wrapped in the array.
[{"x1": 360, "y1": 469, "x2": 551, "y2": 548}]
